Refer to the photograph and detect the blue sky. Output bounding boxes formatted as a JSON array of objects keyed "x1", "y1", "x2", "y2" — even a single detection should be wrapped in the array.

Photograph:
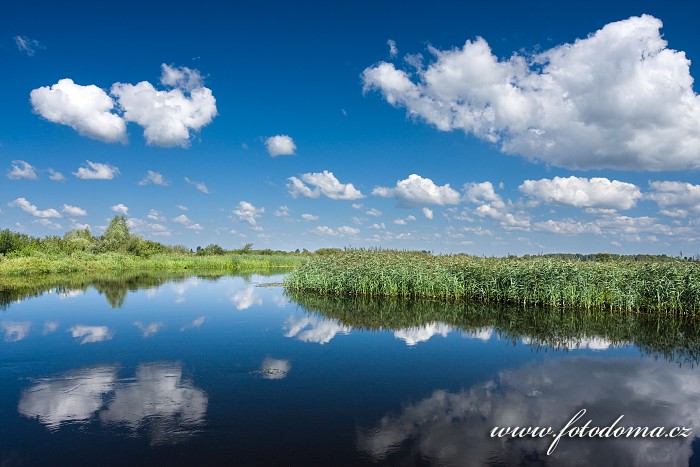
[{"x1": 2, "y1": 0, "x2": 700, "y2": 255}]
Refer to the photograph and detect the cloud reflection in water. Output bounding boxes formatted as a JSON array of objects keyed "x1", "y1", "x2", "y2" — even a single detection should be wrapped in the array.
[
  {"x1": 18, "y1": 362, "x2": 207, "y2": 445},
  {"x1": 358, "y1": 357, "x2": 700, "y2": 466}
]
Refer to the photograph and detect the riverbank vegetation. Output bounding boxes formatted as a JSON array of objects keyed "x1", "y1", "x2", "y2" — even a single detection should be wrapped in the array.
[
  {"x1": 285, "y1": 250, "x2": 700, "y2": 313},
  {"x1": 0, "y1": 216, "x2": 307, "y2": 276}
]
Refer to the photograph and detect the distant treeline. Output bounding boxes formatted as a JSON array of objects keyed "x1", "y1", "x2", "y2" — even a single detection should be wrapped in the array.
[{"x1": 0, "y1": 215, "x2": 316, "y2": 258}]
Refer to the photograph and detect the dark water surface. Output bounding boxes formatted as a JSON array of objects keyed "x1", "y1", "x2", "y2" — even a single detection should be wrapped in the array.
[{"x1": 1, "y1": 272, "x2": 699, "y2": 466}]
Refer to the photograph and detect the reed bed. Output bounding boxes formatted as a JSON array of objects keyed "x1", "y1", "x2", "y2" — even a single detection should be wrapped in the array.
[
  {"x1": 0, "y1": 251, "x2": 306, "y2": 276},
  {"x1": 285, "y1": 250, "x2": 700, "y2": 313}
]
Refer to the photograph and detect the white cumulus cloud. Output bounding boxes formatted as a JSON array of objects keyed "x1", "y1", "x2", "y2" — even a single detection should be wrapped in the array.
[
  {"x1": 184, "y1": 177, "x2": 209, "y2": 193},
  {"x1": 648, "y1": 181, "x2": 700, "y2": 217},
  {"x1": 110, "y1": 64, "x2": 217, "y2": 147},
  {"x1": 233, "y1": 201, "x2": 264, "y2": 226},
  {"x1": 30, "y1": 79, "x2": 127, "y2": 143},
  {"x1": 7, "y1": 160, "x2": 37, "y2": 180},
  {"x1": 362, "y1": 15, "x2": 700, "y2": 170},
  {"x1": 519, "y1": 176, "x2": 642, "y2": 210},
  {"x1": 373, "y1": 174, "x2": 460, "y2": 207},
  {"x1": 138, "y1": 170, "x2": 169, "y2": 186},
  {"x1": 287, "y1": 170, "x2": 364, "y2": 200},
  {"x1": 111, "y1": 204, "x2": 129, "y2": 215},
  {"x1": 62, "y1": 204, "x2": 87, "y2": 217},
  {"x1": 9, "y1": 198, "x2": 61, "y2": 218},
  {"x1": 172, "y1": 214, "x2": 203, "y2": 231},
  {"x1": 73, "y1": 161, "x2": 119, "y2": 180},
  {"x1": 265, "y1": 135, "x2": 296, "y2": 156}
]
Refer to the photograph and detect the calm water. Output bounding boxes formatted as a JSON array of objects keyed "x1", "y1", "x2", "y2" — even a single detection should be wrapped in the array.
[{"x1": 1, "y1": 272, "x2": 699, "y2": 466}]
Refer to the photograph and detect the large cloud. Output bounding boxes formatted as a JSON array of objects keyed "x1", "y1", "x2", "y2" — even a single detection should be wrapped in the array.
[
  {"x1": 362, "y1": 15, "x2": 700, "y2": 170},
  {"x1": 287, "y1": 170, "x2": 364, "y2": 200},
  {"x1": 30, "y1": 79, "x2": 127, "y2": 143},
  {"x1": 373, "y1": 174, "x2": 460, "y2": 207},
  {"x1": 520, "y1": 176, "x2": 642, "y2": 210},
  {"x1": 111, "y1": 64, "x2": 217, "y2": 147},
  {"x1": 30, "y1": 64, "x2": 217, "y2": 147}
]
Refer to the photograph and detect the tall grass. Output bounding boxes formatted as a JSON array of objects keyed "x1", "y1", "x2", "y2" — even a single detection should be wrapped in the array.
[
  {"x1": 285, "y1": 250, "x2": 700, "y2": 313},
  {"x1": 0, "y1": 251, "x2": 306, "y2": 276}
]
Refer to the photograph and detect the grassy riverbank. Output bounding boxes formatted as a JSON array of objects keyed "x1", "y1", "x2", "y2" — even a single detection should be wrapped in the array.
[
  {"x1": 0, "y1": 251, "x2": 306, "y2": 276},
  {"x1": 285, "y1": 250, "x2": 700, "y2": 313}
]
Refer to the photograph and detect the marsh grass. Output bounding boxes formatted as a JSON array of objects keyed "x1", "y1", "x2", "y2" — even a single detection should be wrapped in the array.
[
  {"x1": 285, "y1": 250, "x2": 700, "y2": 313},
  {"x1": 0, "y1": 251, "x2": 306, "y2": 276}
]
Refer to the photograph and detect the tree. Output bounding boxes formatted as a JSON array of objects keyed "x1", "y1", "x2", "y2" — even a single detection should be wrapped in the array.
[
  {"x1": 100, "y1": 215, "x2": 131, "y2": 252},
  {"x1": 0, "y1": 229, "x2": 14, "y2": 256}
]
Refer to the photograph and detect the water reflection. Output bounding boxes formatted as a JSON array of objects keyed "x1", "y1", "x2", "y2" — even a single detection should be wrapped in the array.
[
  {"x1": 18, "y1": 366, "x2": 118, "y2": 429},
  {"x1": 394, "y1": 323, "x2": 451, "y2": 346},
  {"x1": 100, "y1": 363, "x2": 208, "y2": 445},
  {"x1": 284, "y1": 315, "x2": 351, "y2": 345},
  {"x1": 230, "y1": 285, "x2": 262, "y2": 310},
  {"x1": 19, "y1": 362, "x2": 207, "y2": 445},
  {"x1": 1, "y1": 321, "x2": 31, "y2": 342},
  {"x1": 134, "y1": 321, "x2": 164, "y2": 338},
  {"x1": 288, "y1": 291, "x2": 700, "y2": 365},
  {"x1": 258, "y1": 357, "x2": 291, "y2": 380},
  {"x1": 0, "y1": 270, "x2": 282, "y2": 310},
  {"x1": 180, "y1": 317, "x2": 205, "y2": 331},
  {"x1": 42, "y1": 320, "x2": 59, "y2": 335},
  {"x1": 358, "y1": 357, "x2": 698, "y2": 466},
  {"x1": 69, "y1": 325, "x2": 113, "y2": 344}
]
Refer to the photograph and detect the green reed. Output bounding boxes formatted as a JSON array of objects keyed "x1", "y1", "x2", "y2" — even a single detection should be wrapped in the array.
[{"x1": 285, "y1": 250, "x2": 700, "y2": 313}]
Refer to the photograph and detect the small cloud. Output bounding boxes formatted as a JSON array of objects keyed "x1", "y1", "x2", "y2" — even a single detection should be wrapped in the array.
[
  {"x1": 48, "y1": 168, "x2": 65, "y2": 181},
  {"x1": 184, "y1": 176, "x2": 209, "y2": 193},
  {"x1": 233, "y1": 201, "x2": 264, "y2": 227},
  {"x1": 387, "y1": 39, "x2": 398, "y2": 58},
  {"x1": 14, "y1": 35, "x2": 44, "y2": 56},
  {"x1": 422, "y1": 207, "x2": 434, "y2": 219},
  {"x1": 9, "y1": 198, "x2": 61, "y2": 218},
  {"x1": 7, "y1": 160, "x2": 37, "y2": 180},
  {"x1": 172, "y1": 214, "x2": 203, "y2": 231},
  {"x1": 366, "y1": 208, "x2": 382, "y2": 217},
  {"x1": 62, "y1": 204, "x2": 87, "y2": 217},
  {"x1": 147, "y1": 209, "x2": 165, "y2": 222},
  {"x1": 111, "y1": 204, "x2": 129, "y2": 215},
  {"x1": 176, "y1": 205, "x2": 189, "y2": 211},
  {"x1": 301, "y1": 213, "x2": 319, "y2": 221},
  {"x1": 311, "y1": 225, "x2": 359, "y2": 237},
  {"x1": 138, "y1": 170, "x2": 169, "y2": 186},
  {"x1": 73, "y1": 161, "x2": 120, "y2": 180},
  {"x1": 352, "y1": 203, "x2": 363, "y2": 210},
  {"x1": 265, "y1": 134, "x2": 296, "y2": 157},
  {"x1": 273, "y1": 205, "x2": 290, "y2": 217},
  {"x1": 43, "y1": 321, "x2": 59, "y2": 335},
  {"x1": 33, "y1": 219, "x2": 63, "y2": 230},
  {"x1": 288, "y1": 170, "x2": 364, "y2": 200}
]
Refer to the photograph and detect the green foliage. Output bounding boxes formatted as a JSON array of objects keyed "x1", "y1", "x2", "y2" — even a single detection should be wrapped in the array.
[
  {"x1": 285, "y1": 250, "x2": 700, "y2": 313},
  {"x1": 314, "y1": 248, "x2": 342, "y2": 255},
  {"x1": 98, "y1": 215, "x2": 131, "y2": 252}
]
